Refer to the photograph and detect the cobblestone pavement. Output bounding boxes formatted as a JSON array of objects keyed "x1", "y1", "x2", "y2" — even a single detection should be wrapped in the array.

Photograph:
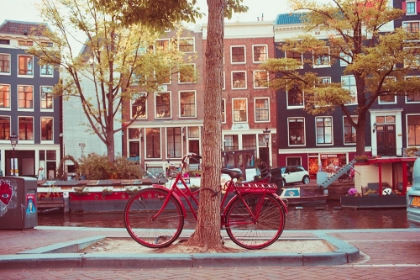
[{"x1": 0, "y1": 227, "x2": 419, "y2": 279}]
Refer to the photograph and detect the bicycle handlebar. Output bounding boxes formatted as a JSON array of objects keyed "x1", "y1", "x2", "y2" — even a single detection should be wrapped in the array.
[{"x1": 181, "y1": 152, "x2": 202, "y2": 164}]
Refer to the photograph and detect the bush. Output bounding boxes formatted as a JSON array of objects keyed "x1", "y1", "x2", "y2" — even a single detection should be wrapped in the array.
[{"x1": 76, "y1": 153, "x2": 144, "y2": 180}]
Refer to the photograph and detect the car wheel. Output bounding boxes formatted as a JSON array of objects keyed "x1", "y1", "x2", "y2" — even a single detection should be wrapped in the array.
[{"x1": 302, "y1": 176, "x2": 310, "y2": 184}]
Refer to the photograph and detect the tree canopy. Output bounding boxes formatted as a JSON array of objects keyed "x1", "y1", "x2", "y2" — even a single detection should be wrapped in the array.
[
  {"x1": 28, "y1": 0, "x2": 191, "y2": 162},
  {"x1": 260, "y1": 0, "x2": 420, "y2": 155}
]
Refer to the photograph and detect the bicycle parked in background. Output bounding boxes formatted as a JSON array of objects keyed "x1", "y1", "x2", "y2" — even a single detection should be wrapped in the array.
[{"x1": 124, "y1": 153, "x2": 288, "y2": 250}]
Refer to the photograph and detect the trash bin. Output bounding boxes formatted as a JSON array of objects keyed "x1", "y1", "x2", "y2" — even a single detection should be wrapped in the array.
[{"x1": 0, "y1": 176, "x2": 38, "y2": 229}]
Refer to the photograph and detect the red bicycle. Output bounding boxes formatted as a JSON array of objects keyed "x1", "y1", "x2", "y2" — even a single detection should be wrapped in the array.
[{"x1": 124, "y1": 153, "x2": 288, "y2": 250}]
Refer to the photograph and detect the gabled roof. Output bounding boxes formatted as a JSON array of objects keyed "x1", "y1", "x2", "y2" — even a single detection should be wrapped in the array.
[
  {"x1": 274, "y1": 13, "x2": 306, "y2": 25},
  {"x1": 0, "y1": 20, "x2": 50, "y2": 36}
]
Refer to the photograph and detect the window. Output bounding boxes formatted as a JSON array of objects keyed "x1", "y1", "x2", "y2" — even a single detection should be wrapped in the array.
[
  {"x1": 341, "y1": 75, "x2": 357, "y2": 104},
  {"x1": 0, "y1": 84, "x2": 10, "y2": 109},
  {"x1": 344, "y1": 116, "x2": 357, "y2": 144},
  {"x1": 231, "y1": 71, "x2": 247, "y2": 89},
  {"x1": 253, "y1": 45, "x2": 267, "y2": 63},
  {"x1": 285, "y1": 50, "x2": 303, "y2": 68},
  {"x1": 128, "y1": 128, "x2": 140, "y2": 157},
  {"x1": 287, "y1": 86, "x2": 304, "y2": 108},
  {"x1": 314, "y1": 77, "x2": 332, "y2": 107},
  {"x1": 404, "y1": 47, "x2": 420, "y2": 67},
  {"x1": 403, "y1": 21, "x2": 420, "y2": 40},
  {"x1": 253, "y1": 70, "x2": 268, "y2": 88},
  {"x1": 313, "y1": 47, "x2": 330, "y2": 67},
  {"x1": 156, "y1": 39, "x2": 170, "y2": 51},
  {"x1": 179, "y1": 64, "x2": 196, "y2": 83},
  {"x1": 231, "y1": 46, "x2": 245, "y2": 64},
  {"x1": 18, "y1": 85, "x2": 33, "y2": 109},
  {"x1": 18, "y1": 117, "x2": 34, "y2": 140},
  {"x1": 406, "y1": 1, "x2": 416, "y2": 15},
  {"x1": 41, "y1": 42, "x2": 54, "y2": 47},
  {"x1": 180, "y1": 91, "x2": 196, "y2": 118},
  {"x1": 155, "y1": 92, "x2": 171, "y2": 118},
  {"x1": 40, "y1": 64, "x2": 53, "y2": 77},
  {"x1": 233, "y1": 99, "x2": 247, "y2": 122},
  {"x1": 255, "y1": 98, "x2": 269, "y2": 122},
  {"x1": 41, "y1": 117, "x2": 53, "y2": 141},
  {"x1": 167, "y1": 127, "x2": 182, "y2": 158},
  {"x1": 40, "y1": 86, "x2": 53, "y2": 110},
  {"x1": 18, "y1": 55, "x2": 33, "y2": 76},
  {"x1": 379, "y1": 76, "x2": 397, "y2": 104},
  {"x1": 316, "y1": 117, "x2": 333, "y2": 145},
  {"x1": 288, "y1": 118, "x2": 305, "y2": 145},
  {"x1": 0, "y1": 54, "x2": 10, "y2": 74},
  {"x1": 243, "y1": 135, "x2": 256, "y2": 151},
  {"x1": 221, "y1": 99, "x2": 226, "y2": 123},
  {"x1": 340, "y1": 52, "x2": 352, "y2": 67},
  {"x1": 222, "y1": 71, "x2": 225, "y2": 90},
  {"x1": 0, "y1": 39, "x2": 10, "y2": 45},
  {"x1": 131, "y1": 94, "x2": 147, "y2": 119},
  {"x1": 178, "y1": 37, "x2": 194, "y2": 53},
  {"x1": 145, "y1": 128, "x2": 161, "y2": 158},
  {"x1": 408, "y1": 115, "x2": 420, "y2": 146},
  {"x1": 18, "y1": 40, "x2": 33, "y2": 46},
  {"x1": 0, "y1": 116, "x2": 10, "y2": 140},
  {"x1": 405, "y1": 76, "x2": 420, "y2": 102},
  {"x1": 156, "y1": 66, "x2": 171, "y2": 84}
]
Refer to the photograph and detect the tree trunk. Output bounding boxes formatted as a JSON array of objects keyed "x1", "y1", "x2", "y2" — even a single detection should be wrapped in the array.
[
  {"x1": 355, "y1": 109, "x2": 367, "y2": 156},
  {"x1": 185, "y1": 0, "x2": 224, "y2": 250}
]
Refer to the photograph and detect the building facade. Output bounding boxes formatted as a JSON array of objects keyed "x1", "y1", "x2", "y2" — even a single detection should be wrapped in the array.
[{"x1": 0, "y1": 20, "x2": 61, "y2": 179}]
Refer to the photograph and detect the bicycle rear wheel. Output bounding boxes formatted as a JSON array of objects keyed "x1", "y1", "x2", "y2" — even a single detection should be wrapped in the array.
[
  {"x1": 225, "y1": 193, "x2": 285, "y2": 250},
  {"x1": 124, "y1": 188, "x2": 184, "y2": 248}
]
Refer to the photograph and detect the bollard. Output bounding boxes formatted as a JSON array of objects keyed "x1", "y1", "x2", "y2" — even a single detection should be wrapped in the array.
[{"x1": 63, "y1": 191, "x2": 70, "y2": 213}]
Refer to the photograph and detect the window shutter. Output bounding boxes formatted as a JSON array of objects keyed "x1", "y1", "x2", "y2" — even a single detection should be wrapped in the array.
[
  {"x1": 417, "y1": 1, "x2": 420, "y2": 14},
  {"x1": 402, "y1": 1, "x2": 406, "y2": 12}
]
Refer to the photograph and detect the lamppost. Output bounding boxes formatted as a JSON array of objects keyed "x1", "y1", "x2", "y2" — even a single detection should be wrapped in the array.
[
  {"x1": 10, "y1": 132, "x2": 18, "y2": 176},
  {"x1": 262, "y1": 127, "x2": 271, "y2": 169}
]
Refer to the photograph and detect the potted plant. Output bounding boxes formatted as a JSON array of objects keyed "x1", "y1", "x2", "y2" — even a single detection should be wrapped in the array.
[
  {"x1": 354, "y1": 154, "x2": 369, "y2": 163},
  {"x1": 405, "y1": 147, "x2": 419, "y2": 157}
]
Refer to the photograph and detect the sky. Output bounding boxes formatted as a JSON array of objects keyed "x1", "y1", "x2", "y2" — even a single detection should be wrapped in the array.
[{"x1": 1, "y1": 0, "x2": 293, "y2": 25}]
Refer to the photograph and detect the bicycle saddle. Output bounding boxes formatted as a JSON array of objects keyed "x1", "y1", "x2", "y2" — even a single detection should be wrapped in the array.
[{"x1": 221, "y1": 168, "x2": 242, "y2": 179}]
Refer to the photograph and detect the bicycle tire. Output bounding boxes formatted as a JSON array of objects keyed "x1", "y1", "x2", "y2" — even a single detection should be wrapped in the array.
[
  {"x1": 225, "y1": 193, "x2": 286, "y2": 250},
  {"x1": 124, "y1": 188, "x2": 184, "y2": 248}
]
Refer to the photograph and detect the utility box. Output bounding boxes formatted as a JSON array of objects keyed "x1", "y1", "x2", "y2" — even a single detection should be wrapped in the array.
[{"x1": 0, "y1": 176, "x2": 38, "y2": 229}]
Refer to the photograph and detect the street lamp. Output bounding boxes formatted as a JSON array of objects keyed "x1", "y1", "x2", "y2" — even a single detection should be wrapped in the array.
[
  {"x1": 262, "y1": 127, "x2": 271, "y2": 169},
  {"x1": 10, "y1": 132, "x2": 18, "y2": 176}
]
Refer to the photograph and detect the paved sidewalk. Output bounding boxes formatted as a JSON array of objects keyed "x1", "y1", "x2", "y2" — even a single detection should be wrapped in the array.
[{"x1": 0, "y1": 227, "x2": 419, "y2": 279}]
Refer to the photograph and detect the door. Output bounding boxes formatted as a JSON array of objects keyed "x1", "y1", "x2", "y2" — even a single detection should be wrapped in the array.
[{"x1": 376, "y1": 124, "x2": 396, "y2": 156}]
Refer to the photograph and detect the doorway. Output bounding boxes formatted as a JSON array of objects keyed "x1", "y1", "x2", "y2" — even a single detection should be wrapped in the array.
[{"x1": 376, "y1": 124, "x2": 396, "y2": 156}]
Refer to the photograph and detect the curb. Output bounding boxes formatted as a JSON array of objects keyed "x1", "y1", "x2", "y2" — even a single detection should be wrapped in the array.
[{"x1": 0, "y1": 232, "x2": 360, "y2": 269}]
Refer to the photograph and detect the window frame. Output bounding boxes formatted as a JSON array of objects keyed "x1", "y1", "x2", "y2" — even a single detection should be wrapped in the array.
[
  {"x1": 17, "y1": 54, "x2": 34, "y2": 77},
  {"x1": 253, "y1": 70, "x2": 268, "y2": 89},
  {"x1": 0, "y1": 84, "x2": 11, "y2": 110},
  {"x1": 0, "y1": 53, "x2": 11, "y2": 75},
  {"x1": 406, "y1": 1, "x2": 417, "y2": 15},
  {"x1": 40, "y1": 63, "x2": 54, "y2": 77},
  {"x1": 178, "y1": 63, "x2": 196, "y2": 84},
  {"x1": 230, "y1": 45, "x2": 246, "y2": 64},
  {"x1": 341, "y1": 75, "x2": 357, "y2": 105},
  {"x1": 232, "y1": 98, "x2": 248, "y2": 123},
  {"x1": 155, "y1": 92, "x2": 171, "y2": 119},
  {"x1": 179, "y1": 90, "x2": 196, "y2": 118},
  {"x1": 254, "y1": 97, "x2": 270, "y2": 123},
  {"x1": 145, "y1": 128, "x2": 162, "y2": 159},
  {"x1": 405, "y1": 76, "x2": 420, "y2": 103},
  {"x1": 312, "y1": 47, "x2": 331, "y2": 68},
  {"x1": 178, "y1": 37, "x2": 195, "y2": 53},
  {"x1": 0, "y1": 115, "x2": 11, "y2": 141},
  {"x1": 131, "y1": 93, "x2": 147, "y2": 119},
  {"x1": 407, "y1": 114, "x2": 420, "y2": 146},
  {"x1": 252, "y1": 44, "x2": 268, "y2": 63},
  {"x1": 221, "y1": 98, "x2": 226, "y2": 123},
  {"x1": 231, "y1": 71, "x2": 247, "y2": 90},
  {"x1": 166, "y1": 127, "x2": 183, "y2": 159},
  {"x1": 287, "y1": 86, "x2": 304, "y2": 109},
  {"x1": 287, "y1": 117, "x2": 306, "y2": 146},
  {"x1": 315, "y1": 116, "x2": 333, "y2": 145},
  {"x1": 285, "y1": 50, "x2": 303, "y2": 69},
  {"x1": 18, "y1": 116, "x2": 34, "y2": 142},
  {"x1": 17, "y1": 85, "x2": 34, "y2": 111},
  {"x1": 40, "y1": 86, "x2": 54, "y2": 111},
  {"x1": 343, "y1": 116, "x2": 357, "y2": 145},
  {"x1": 40, "y1": 116, "x2": 54, "y2": 142}
]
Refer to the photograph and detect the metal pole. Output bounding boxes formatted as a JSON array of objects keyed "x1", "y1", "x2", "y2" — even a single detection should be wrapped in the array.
[{"x1": 12, "y1": 147, "x2": 14, "y2": 176}]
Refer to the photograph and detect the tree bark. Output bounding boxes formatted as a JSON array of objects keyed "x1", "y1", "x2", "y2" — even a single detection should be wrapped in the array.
[{"x1": 185, "y1": 0, "x2": 224, "y2": 250}]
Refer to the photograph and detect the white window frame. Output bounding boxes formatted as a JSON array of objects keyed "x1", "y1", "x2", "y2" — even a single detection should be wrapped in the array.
[
  {"x1": 40, "y1": 85, "x2": 54, "y2": 111},
  {"x1": 285, "y1": 50, "x2": 303, "y2": 69},
  {"x1": 230, "y1": 45, "x2": 246, "y2": 64},
  {"x1": 253, "y1": 70, "x2": 268, "y2": 89},
  {"x1": 232, "y1": 98, "x2": 248, "y2": 123},
  {"x1": 178, "y1": 63, "x2": 196, "y2": 84},
  {"x1": 314, "y1": 77, "x2": 332, "y2": 107},
  {"x1": 222, "y1": 71, "x2": 225, "y2": 90},
  {"x1": 40, "y1": 63, "x2": 54, "y2": 77},
  {"x1": 231, "y1": 71, "x2": 247, "y2": 90},
  {"x1": 340, "y1": 52, "x2": 352, "y2": 67},
  {"x1": 179, "y1": 90, "x2": 196, "y2": 118},
  {"x1": 286, "y1": 86, "x2": 304, "y2": 109},
  {"x1": 405, "y1": 76, "x2": 420, "y2": 103},
  {"x1": 0, "y1": 53, "x2": 11, "y2": 75},
  {"x1": 315, "y1": 116, "x2": 333, "y2": 145},
  {"x1": 131, "y1": 92, "x2": 147, "y2": 119},
  {"x1": 155, "y1": 39, "x2": 170, "y2": 52},
  {"x1": 17, "y1": 54, "x2": 34, "y2": 77},
  {"x1": 0, "y1": 115, "x2": 11, "y2": 141},
  {"x1": 252, "y1": 44, "x2": 268, "y2": 63},
  {"x1": 407, "y1": 114, "x2": 420, "y2": 147},
  {"x1": 254, "y1": 97, "x2": 270, "y2": 123},
  {"x1": 40, "y1": 116, "x2": 54, "y2": 143},
  {"x1": 403, "y1": 21, "x2": 420, "y2": 40},
  {"x1": 0, "y1": 83, "x2": 11, "y2": 110},
  {"x1": 17, "y1": 85, "x2": 34, "y2": 111},
  {"x1": 287, "y1": 117, "x2": 306, "y2": 146},
  {"x1": 404, "y1": 46, "x2": 420, "y2": 68},
  {"x1": 378, "y1": 76, "x2": 397, "y2": 105},
  {"x1": 18, "y1": 116, "x2": 34, "y2": 142},
  {"x1": 155, "y1": 92, "x2": 172, "y2": 119},
  {"x1": 341, "y1": 75, "x2": 357, "y2": 104},
  {"x1": 406, "y1": 1, "x2": 417, "y2": 15},
  {"x1": 178, "y1": 37, "x2": 195, "y2": 53},
  {"x1": 313, "y1": 47, "x2": 330, "y2": 68}
]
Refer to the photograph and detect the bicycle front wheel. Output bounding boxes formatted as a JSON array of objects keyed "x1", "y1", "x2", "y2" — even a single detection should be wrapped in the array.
[
  {"x1": 124, "y1": 188, "x2": 184, "y2": 248},
  {"x1": 225, "y1": 193, "x2": 285, "y2": 250}
]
